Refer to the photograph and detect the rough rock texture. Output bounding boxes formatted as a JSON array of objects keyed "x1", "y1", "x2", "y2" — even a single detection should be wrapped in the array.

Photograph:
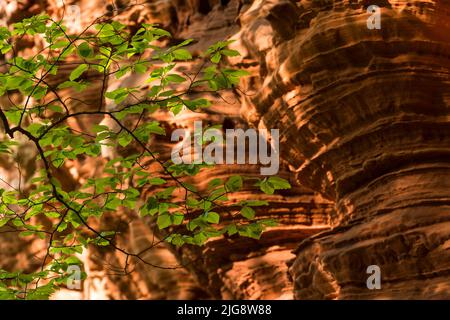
[
  {"x1": 1, "y1": 0, "x2": 449, "y2": 300},
  {"x1": 231, "y1": 0, "x2": 450, "y2": 299}
]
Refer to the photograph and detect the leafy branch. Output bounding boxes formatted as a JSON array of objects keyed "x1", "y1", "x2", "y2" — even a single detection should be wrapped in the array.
[{"x1": 0, "y1": 11, "x2": 290, "y2": 300}]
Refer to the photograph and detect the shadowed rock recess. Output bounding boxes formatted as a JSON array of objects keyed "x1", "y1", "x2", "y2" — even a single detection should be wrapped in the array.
[{"x1": 0, "y1": 0, "x2": 449, "y2": 299}]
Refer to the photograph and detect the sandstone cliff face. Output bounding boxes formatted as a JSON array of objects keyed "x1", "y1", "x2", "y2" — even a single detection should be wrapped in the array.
[
  {"x1": 231, "y1": 0, "x2": 450, "y2": 299},
  {"x1": 1, "y1": 0, "x2": 449, "y2": 300}
]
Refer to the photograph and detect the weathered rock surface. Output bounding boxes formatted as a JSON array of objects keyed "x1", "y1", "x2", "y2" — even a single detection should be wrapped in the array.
[
  {"x1": 231, "y1": 0, "x2": 450, "y2": 299},
  {"x1": 1, "y1": 0, "x2": 449, "y2": 300}
]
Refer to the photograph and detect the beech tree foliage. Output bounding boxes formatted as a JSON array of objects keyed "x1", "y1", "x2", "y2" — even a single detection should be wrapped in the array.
[{"x1": 0, "y1": 13, "x2": 290, "y2": 299}]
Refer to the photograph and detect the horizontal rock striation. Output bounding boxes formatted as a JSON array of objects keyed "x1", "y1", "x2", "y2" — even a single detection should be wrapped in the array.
[{"x1": 233, "y1": 0, "x2": 450, "y2": 299}]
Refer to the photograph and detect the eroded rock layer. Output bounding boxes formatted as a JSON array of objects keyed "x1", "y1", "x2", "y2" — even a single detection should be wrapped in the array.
[
  {"x1": 1, "y1": 0, "x2": 449, "y2": 300},
  {"x1": 231, "y1": 0, "x2": 450, "y2": 299}
]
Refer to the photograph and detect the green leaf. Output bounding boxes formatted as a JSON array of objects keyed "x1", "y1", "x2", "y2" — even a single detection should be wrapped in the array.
[
  {"x1": 259, "y1": 179, "x2": 274, "y2": 195},
  {"x1": 19, "y1": 231, "x2": 34, "y2": 237},
  {"x1": 4, "y1": 110, "x2": 21, "y2": 125},
  {"x1": 183, "y1": 98, "x2": 211, "y2": 110},
  {"x1": 118, "y1": 133, "x2": 133, "y2": 147},
  {"x1": 27, "y1": 123, "x2": 45, "y2": 136},
  {"x1": 260, "y1": 219, "x2": 278, "y2": 227},
  {"x1": 240, "y1": 206, "x2": 255, "y2": 219},
  {"x1": 57, "y1": 221, "x2": 68, "y2": 232},
  {"x1": 31, "y1": 86, "x2": 48, "y2": 100},
  {"x1": 225, "y1": 175, "x2": 243, "y2": 192},
  {"x1": 170, "y1": 103, "x2": 183, "y2": 115},
  {"x1": 171, "y1": 213, "x2": 184, "y2": 225},
  {"x1": 65, "y1": 256, "x2": 82, "y2": 265},
  {"x1": 77, "y1": 42, "x2": 92, "y2": 58},
  {"x1": 145, "y1": 121, "x2": 165, "y2": 135},
  {"x1": 157, "y1": 214, "x2": 171, "y2": 229},
  {"x1": 226, "y1": 224, "x2": 238, "y2": 236},
  {"x1": 148, "y1": 178, "x2": 166, "y2": 185},
  {"x1": 211, "y1": 52, "x2": 221, "y2": 64},
  {"x1": 134, "y1": 63, "x2": 147, "y2": 74},
  {"x1": 169, "y1": 234, "x2": 185, "y2": 247},
  {"x1": 268, "y1": 176, "x2": 291, "y2": 189},
  {"x1": 0, "y1": 218, "x2": 9, "y2": 228},
  {"x1": 173, "y1": 49, "x2": 192, "y2": 60},
  {"x1": 69, "y1": 64, "x2": 88, "y2": 81},
  {"x1": 50, "y1": 40, "x2": 69, "y2": 50},
  {"x1": 243, "y1": 200, "x2": 269, "y2": 207},
  {"x1": 166, "y1": 74, "x2": 186, "y2": 83},
  {"x1": 207, "y1": 178, "x2": 222, "y2": 189},
  {"x1": 26, "y1": 282, "x2": 56, "y2": 300},
  {"x1": 105, "y1": 88, "x2": 130, "y2": 104},
  {"x1": 57, "y1": 81, "x2": 88, "y2": 92},
  {"x1": 97, "y1": 239, "x2": 110, "y2": 246},
  {"x1": 221, "y1": 69, "x2": 249, "y2": 77},
  {"x1": 205, "y1": 212, "x2": 220, "y2": 224},
  {"x1": 221, "y1": 49, "x2": 240, "y2": 57},
  {"x1": 116, "y1": 66, "x2": 131, "y2": 79},
  {"x1": 156, "y1": 186, "x2": 176, "y2": 199},
  {"x1": 48, "y1": 105, "x2": 64, "y2": 113},
  {"x1": 193, "y1": 232, "x2": 207, "y2": 245},
  {"x1": 44, "y1": 211, "x2": 61, "y2": 219}
]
